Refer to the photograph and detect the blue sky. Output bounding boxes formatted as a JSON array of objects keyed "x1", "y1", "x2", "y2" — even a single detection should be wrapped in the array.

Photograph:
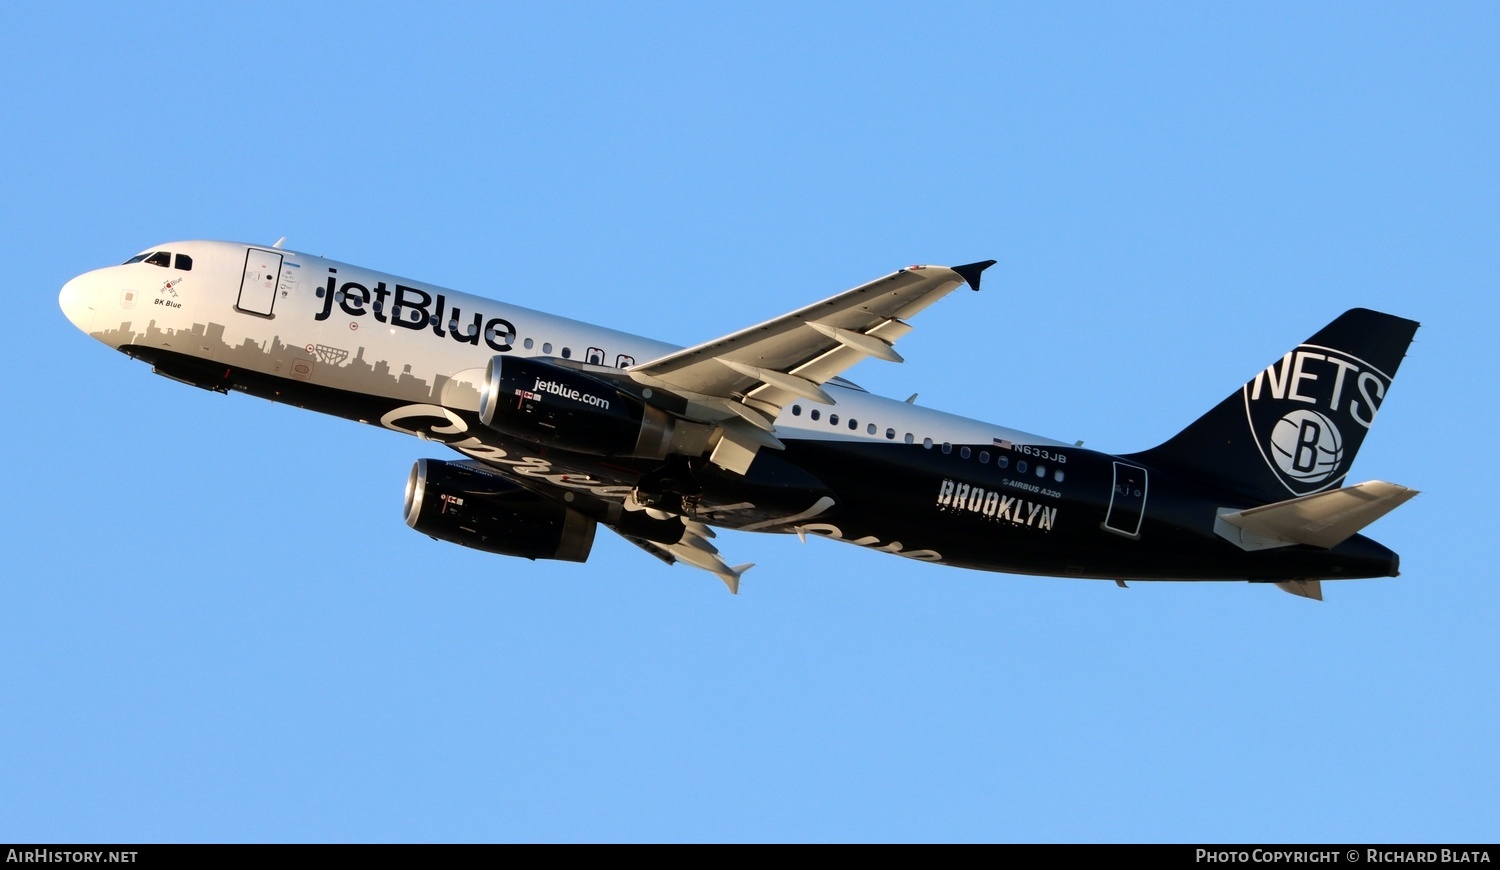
[{"x1": 3, "y1": 2, "x2": 1495, "y2": 843}]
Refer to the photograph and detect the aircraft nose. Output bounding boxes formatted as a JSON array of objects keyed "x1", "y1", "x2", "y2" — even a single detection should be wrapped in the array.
[{"x1": 59, "y1": 274, "x2": 94, "y2": 333}]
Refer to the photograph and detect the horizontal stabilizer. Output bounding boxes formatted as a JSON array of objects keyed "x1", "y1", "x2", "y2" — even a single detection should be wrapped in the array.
[{"x1": 1215, "y1": 481, "x2": 1418, "y2": 552}]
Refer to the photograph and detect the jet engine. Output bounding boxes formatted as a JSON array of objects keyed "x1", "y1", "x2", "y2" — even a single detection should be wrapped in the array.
[
  {"x1": 403, "y1": 459, "x2": 595, "y2": 561},
  {"x1": 478, "y1": 356, "x2": 710, "y2": 459}
]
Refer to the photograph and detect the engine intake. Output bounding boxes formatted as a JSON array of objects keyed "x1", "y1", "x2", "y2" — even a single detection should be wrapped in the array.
[{"x1": 404, "y1": 459, "x2": 595, "y2": 562}]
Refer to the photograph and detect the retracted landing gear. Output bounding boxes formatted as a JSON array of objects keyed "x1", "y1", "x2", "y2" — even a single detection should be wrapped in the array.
[{"x1": 633, "y1": 455, "x2": 703, "y2": 516}]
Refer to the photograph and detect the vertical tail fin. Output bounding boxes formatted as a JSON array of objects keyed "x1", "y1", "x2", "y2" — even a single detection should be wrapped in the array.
[{"x1": 1128, "y1": 308, "x2": 1419, "y2": 504}]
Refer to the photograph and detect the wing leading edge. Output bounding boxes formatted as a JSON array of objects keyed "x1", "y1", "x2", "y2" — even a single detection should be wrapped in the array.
[{"x1": 629, "y1": 261, "x2": 995, "y2": 473}]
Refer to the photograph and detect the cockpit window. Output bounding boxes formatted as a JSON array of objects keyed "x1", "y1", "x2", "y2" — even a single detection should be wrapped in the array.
[
  {"x1": 144, "y1": 251, "x2": 171, "y2": 267},
  {"x1": 174, "y1": 254, "x2": 193, "y2": 271},
  {"x1": 123, "y1": 252, "x2": 152, "y2": 265}
]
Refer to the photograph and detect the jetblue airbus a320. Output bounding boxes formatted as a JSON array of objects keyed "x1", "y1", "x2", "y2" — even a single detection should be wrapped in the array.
[{"x1": 59, "y1": 241, "x2": 1420, "y2": 599}]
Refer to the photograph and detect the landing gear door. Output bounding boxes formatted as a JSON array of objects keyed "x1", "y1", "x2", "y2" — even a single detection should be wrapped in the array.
[
  {"x1": 1103, "y1": 462, "x2": 1148, "y2": 539},
  {"x1": 237, "y1": 249, "x2": 283, "y2": 317}
]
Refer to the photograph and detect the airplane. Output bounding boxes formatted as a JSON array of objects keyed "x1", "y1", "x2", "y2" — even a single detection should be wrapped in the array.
[{"x1": 58, "y1": 240, "x2": 1420, "y2": 600}]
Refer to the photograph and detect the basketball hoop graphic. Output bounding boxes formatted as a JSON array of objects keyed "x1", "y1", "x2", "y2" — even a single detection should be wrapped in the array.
[{"x1": 315, "y1": 344, "x2": 349, "y2": 366}]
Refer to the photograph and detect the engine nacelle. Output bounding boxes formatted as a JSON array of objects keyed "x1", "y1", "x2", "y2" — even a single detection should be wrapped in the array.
[
  {"x1": 403, "y1": 459, "x2": 595, "y2": 562},
  {"x1": 479, "y1": 355, "x2": 700, "y2": 458}
]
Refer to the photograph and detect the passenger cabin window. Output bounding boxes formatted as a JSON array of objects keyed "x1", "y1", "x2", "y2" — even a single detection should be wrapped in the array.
[
  {"x1": 144, "y1": 251, "x2": 171, "y2": 267},
  {"x1": 174, "y1": 254, "x2": 193, "y2": 271}
]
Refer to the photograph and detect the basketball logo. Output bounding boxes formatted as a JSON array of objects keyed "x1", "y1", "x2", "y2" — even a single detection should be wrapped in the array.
[{"x1": 1268, "y1": 409, "x2": 1344, "y2": 484}]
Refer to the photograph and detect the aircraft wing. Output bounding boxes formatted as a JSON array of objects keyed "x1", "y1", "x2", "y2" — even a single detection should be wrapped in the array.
[
  {"x1": 629, "y1": 260, "x2": 995, "y2": 473},
  {"x1": 612, "y1": 520, "x2": 753, "y2": 594}
]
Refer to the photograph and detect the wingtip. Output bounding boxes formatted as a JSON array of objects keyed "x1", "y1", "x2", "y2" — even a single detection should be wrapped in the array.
[
  {"x1": 951, "y1": 260, "x2": 997, "y2": 291},
  {"x1": 1274, "y1": 579, "x2": 1324, "y2": 601},
  {"x1": 718, "y1": 563, "x2": 755, "y2": 594}
]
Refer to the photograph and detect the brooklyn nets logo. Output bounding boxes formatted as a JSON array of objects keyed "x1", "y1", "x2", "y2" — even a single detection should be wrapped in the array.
[
  {"x1": 1243, "y1": 344, "x2": 1392, "y2": 495},
  {"x1": 1268, "y1": 409, "x2": 1343, "y2": 485}
]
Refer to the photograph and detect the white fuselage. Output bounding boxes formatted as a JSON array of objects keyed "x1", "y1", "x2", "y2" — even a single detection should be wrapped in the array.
[{"x1": 59, "y1": 240, "x2": 1063, "y2": 458}]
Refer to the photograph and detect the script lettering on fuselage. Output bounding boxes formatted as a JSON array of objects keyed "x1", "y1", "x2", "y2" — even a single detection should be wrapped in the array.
[
  {"x1": 798, "y1": 523, "x2": 943, "y2": 562},
  {"x1": 379, "y1": 403, "x2": 634, "y2": 500},
  {"x1": 935, "y1": 479, "x2": 1057, "y2": 531},
  {"x1": 313, "y1": 269, "x2": 517, "y2": 354}
]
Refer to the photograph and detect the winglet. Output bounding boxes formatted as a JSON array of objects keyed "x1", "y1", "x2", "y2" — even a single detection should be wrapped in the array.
[
  {"x1": 718, "y1": 563, "x2": 754, "y2": 594},
  {"x1": 951, "y1": 260, "x2": 997, "y2": 292},
  {"x1": 1274, "y1": 579, "x2": 1324, "y2": 601}
]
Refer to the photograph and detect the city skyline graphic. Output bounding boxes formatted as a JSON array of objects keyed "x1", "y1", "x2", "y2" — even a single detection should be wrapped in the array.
[{"x1": 91, "y1": 317, "x2": 484, "y2": 410}]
